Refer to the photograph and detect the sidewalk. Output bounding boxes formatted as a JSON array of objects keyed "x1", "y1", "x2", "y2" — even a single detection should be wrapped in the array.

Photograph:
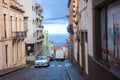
[
  {"x1": 64, "y1": 60, "x2": 86, "y2": 80},
  {"x1": 0, "y1": 65, "x2": 28, "y2": 77}
]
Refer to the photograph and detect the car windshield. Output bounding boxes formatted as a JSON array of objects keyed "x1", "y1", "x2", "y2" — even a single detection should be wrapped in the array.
[{"x1": 37, "y1": 56, "x2": 47, "y2": 60}]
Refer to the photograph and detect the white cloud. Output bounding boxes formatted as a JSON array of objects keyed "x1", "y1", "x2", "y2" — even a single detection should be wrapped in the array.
[
  {"x1": 44, "y1": 23, "x2": 68, "y2": 34},
  {"x1": 44, "y1": 13, "x2": 51, "y2": 19}
]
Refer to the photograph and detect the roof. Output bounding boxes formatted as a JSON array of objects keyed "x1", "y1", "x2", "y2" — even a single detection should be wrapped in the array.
[
  {"x1": 68, "y1": 0, "x2": 72, "y2": 8},
  {"x1": 54, "y1": 46, "x2": 62, "y2": 50}
]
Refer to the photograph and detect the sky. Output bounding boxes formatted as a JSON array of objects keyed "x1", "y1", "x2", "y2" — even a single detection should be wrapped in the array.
[{"x1": 36, "y1": 0, "x2": 69, "y2": 35}]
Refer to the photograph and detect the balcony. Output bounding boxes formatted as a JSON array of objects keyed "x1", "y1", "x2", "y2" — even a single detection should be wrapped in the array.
[
  {"x1": 36, "y1": 25, "x2": 44, "y2": 30},
  {"x1": 37, "y1": 35, "x2": 44, "y2": 42},
  {"x1": 12, "y1": 31, "x2": 27, "y2": 40},
  {"x1": 67, "y1": 24, "x2": 74, "y2": 35},
  {"x1": 10, "y1": 0, "x2": 24, "y2": 13},
  {"x1": 36, "y1": 15, "x2": 43, "y2": 21}
]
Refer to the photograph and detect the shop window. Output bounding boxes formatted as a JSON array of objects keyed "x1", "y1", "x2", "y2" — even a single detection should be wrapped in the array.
[{"x1": 99, "y1": 1, "x2": 120, "y2": 76}]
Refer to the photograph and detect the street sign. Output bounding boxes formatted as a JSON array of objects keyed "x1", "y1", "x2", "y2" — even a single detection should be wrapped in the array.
[{"x1": 67, "y1": 44, "x2": 72, "y2": 49}]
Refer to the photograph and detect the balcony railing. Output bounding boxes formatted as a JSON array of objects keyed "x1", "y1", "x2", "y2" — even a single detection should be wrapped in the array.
[
  {"x1": 37, "y1": 35, "x2": 44, "y2": 40},
  {"x1": 12, "y1": 31, "x2": 27, "y2": 39}
]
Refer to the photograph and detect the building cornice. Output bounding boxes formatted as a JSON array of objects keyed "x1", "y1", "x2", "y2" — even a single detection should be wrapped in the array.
[{"x1": 10, "y1": 0, "x2": 25, "y2": 13}]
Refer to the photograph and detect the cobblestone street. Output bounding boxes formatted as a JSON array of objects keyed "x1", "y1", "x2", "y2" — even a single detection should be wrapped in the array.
[{"x1": 0, "y1": 60, "x2": 86, "y2": 80}]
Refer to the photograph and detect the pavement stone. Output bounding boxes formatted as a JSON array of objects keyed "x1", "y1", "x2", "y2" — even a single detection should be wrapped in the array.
[
  {"x1": 0, "y1": 60, "x2": 87, "y2": 80},
  {"x1": 64, "y1": 60, "x2": 86, "y2": 80},
  {"x1": 0, "y1": 64, "x2": 28, "y2": 77}
]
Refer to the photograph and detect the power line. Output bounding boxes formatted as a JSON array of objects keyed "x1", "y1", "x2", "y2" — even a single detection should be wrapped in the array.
[
  {"x1": 0, "y1": 15, "x2": 72, "y2": 22},
  {"x1": 43, "y1": 16, "x2": 68, "y2": 21}
]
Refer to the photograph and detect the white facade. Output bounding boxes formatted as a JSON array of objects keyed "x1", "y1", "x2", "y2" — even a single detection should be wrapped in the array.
[
  {"x1": 19, "y1": 0, "x2": 36, "y2": 43},
  {"x1": 78, "y1": 0, "x2": 93, "y2": 75},
  {"x1": 19, "y1": 0, "x2": 44, "y2": 55}
]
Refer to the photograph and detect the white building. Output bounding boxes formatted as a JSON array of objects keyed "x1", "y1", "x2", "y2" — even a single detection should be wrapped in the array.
[{"x1": 19, "y1": 0, "x2": 44, "y2": 56}]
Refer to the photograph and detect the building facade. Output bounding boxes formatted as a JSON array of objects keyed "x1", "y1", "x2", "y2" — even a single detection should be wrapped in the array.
[
  {"x1": 43, "y1": 30, "x2": 49, "y2": 56},
  {"x1": 19, "y1": 0, "x2": 44, "y2": 57},
  {"x1": 68, "y1": 0, "x2": 79, "y2": 65},
  {"x1": 89, "y1": 0, "x2": 120, "y2": 80},
  {"x1": 68, "y1": 0, "x2": 120, "y2": 80},
  {"x1": 77, "y1": 0, "x2": 92, "y2": 77},
  {"x1": 67, "y1": 0, "x2": 74, "y2": 63},
  {"x1": 0, "y1": 0, "x2": 26, "y2": 70}
]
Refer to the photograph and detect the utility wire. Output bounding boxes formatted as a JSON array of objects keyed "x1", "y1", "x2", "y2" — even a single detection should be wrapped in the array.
[
  {"x1": 0, "y1": 15, "x2": 72, "y2": 22},
  {"x1": 43, "y1": 16, "x2": 67, "y2": 21}
]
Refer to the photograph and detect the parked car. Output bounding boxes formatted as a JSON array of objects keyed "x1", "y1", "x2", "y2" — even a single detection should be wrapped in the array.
[
  {"x1": 47, "y1": 54, "x2": 55, "y2": 61},
  {"x1": 34, "y1": 56, "x2": 49, "y2": 67}
]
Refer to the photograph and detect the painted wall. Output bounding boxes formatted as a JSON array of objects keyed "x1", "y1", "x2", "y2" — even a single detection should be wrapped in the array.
[
  {"x1": 0, "y1": 0, "x2": 26, "y2": 70},
  {"x1": 78, "y1": 0, "x2": 93, "y2": 75}
]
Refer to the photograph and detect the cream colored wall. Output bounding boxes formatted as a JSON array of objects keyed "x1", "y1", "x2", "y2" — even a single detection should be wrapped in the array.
[
  {"x1": 0, "y1": 43, "x2": 2, "y2": 70},
  {"x1": 0, "y1": 0, "x2": 26, "y2": 70}
]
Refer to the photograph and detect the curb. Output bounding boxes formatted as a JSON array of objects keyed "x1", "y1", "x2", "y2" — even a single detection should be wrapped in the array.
[{"x1": 0, "y1": 65, "x2": 28, "y2": 77}]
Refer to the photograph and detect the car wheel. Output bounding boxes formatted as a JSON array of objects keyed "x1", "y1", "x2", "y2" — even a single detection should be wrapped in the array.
[
  {"x1": 47, "y1": 63, "x2": 49, "y2": 67},
  {"x1": 34, "y1": 66, "x2": 37, "y2": 68}
]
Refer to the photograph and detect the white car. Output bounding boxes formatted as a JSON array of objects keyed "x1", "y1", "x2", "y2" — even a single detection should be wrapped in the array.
[{"x1": 34, "y1": 56, "x2": 49, "y2": 67}]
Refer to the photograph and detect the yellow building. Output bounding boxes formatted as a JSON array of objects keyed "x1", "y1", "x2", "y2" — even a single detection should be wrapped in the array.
[
  {"x1": 73, "y1": 0, "x2": 78, "y2": 28},
  {"x1": 0, "y1": 0, "x2": 26, "y2": 70},
  {"x1": 67, "y1": 0, "x2": 78, "y2": 64}
]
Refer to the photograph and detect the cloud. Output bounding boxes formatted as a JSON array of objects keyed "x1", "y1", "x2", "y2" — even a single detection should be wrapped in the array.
[
  {"x1": 36, "y1": 0, "x2": 68, "y2": 19},
  {"x1": 44, "y1": 23, "x2": 68, "y2": 34},
  {"x1": 42, "y1": 19, "x2": 68, "y2": 24},
  {"x1": 36, "y1": 0, "x2": 69, "y2": 35}
]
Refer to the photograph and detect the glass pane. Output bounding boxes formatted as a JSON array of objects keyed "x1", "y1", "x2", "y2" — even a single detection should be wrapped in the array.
[{"x1": 101, "y1": 8, "x2": 108, "y2": 60}]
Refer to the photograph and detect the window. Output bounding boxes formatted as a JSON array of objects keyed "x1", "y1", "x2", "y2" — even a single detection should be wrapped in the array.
[
  {"x1": 17, "y1": 42, "x2": 18, "y2": 60},
  {"x1": 32, "y1": 6, "x2": 34, "y2": 11},
  {"x1": 16, "y1": 17, "x2": 17, "y2": 31},
  {"x1": 100, "y1": 8, "x2": 108, "y2": 61},
  {"x1": 12, "y1": 43, "x2": 14, "y2": 63},
  {"x1": 20, "y1": 19, "x2": 21, "y2": 31},
  {"x1": 24, "y1": 17, "x2": 28, "y2": 31},
  {"x1": 100, "y1": 4, "x2": 120, "y2": 63},
  {"x1": 5, "y1": 45, "x2": 8, "y2": 66},
  {"x1": 99, "y1": 1, "x2": 120, "y2": 76},
  {"x1": 10, "y1": 16, "x2": 12, "y2": 33},
  {"x1": 85, "y1": 32, "x2": 88, "y2": 43},
  {"x1": 33, "y1": 19, "x2": 34, "y2": 24},
  {"x1": 4, "y1": 14, "x2": 7, "y2": 38}
]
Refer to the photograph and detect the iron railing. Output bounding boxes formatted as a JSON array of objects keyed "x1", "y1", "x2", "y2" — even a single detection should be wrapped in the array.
[{"x1": 12, "y1": 31, "x2": 27, "y2": 39}]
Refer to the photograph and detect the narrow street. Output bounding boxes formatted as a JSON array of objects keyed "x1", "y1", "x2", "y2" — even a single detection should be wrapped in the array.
[{"x1": 0, "y1": 60, "x2": 86, "y2": 80}]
